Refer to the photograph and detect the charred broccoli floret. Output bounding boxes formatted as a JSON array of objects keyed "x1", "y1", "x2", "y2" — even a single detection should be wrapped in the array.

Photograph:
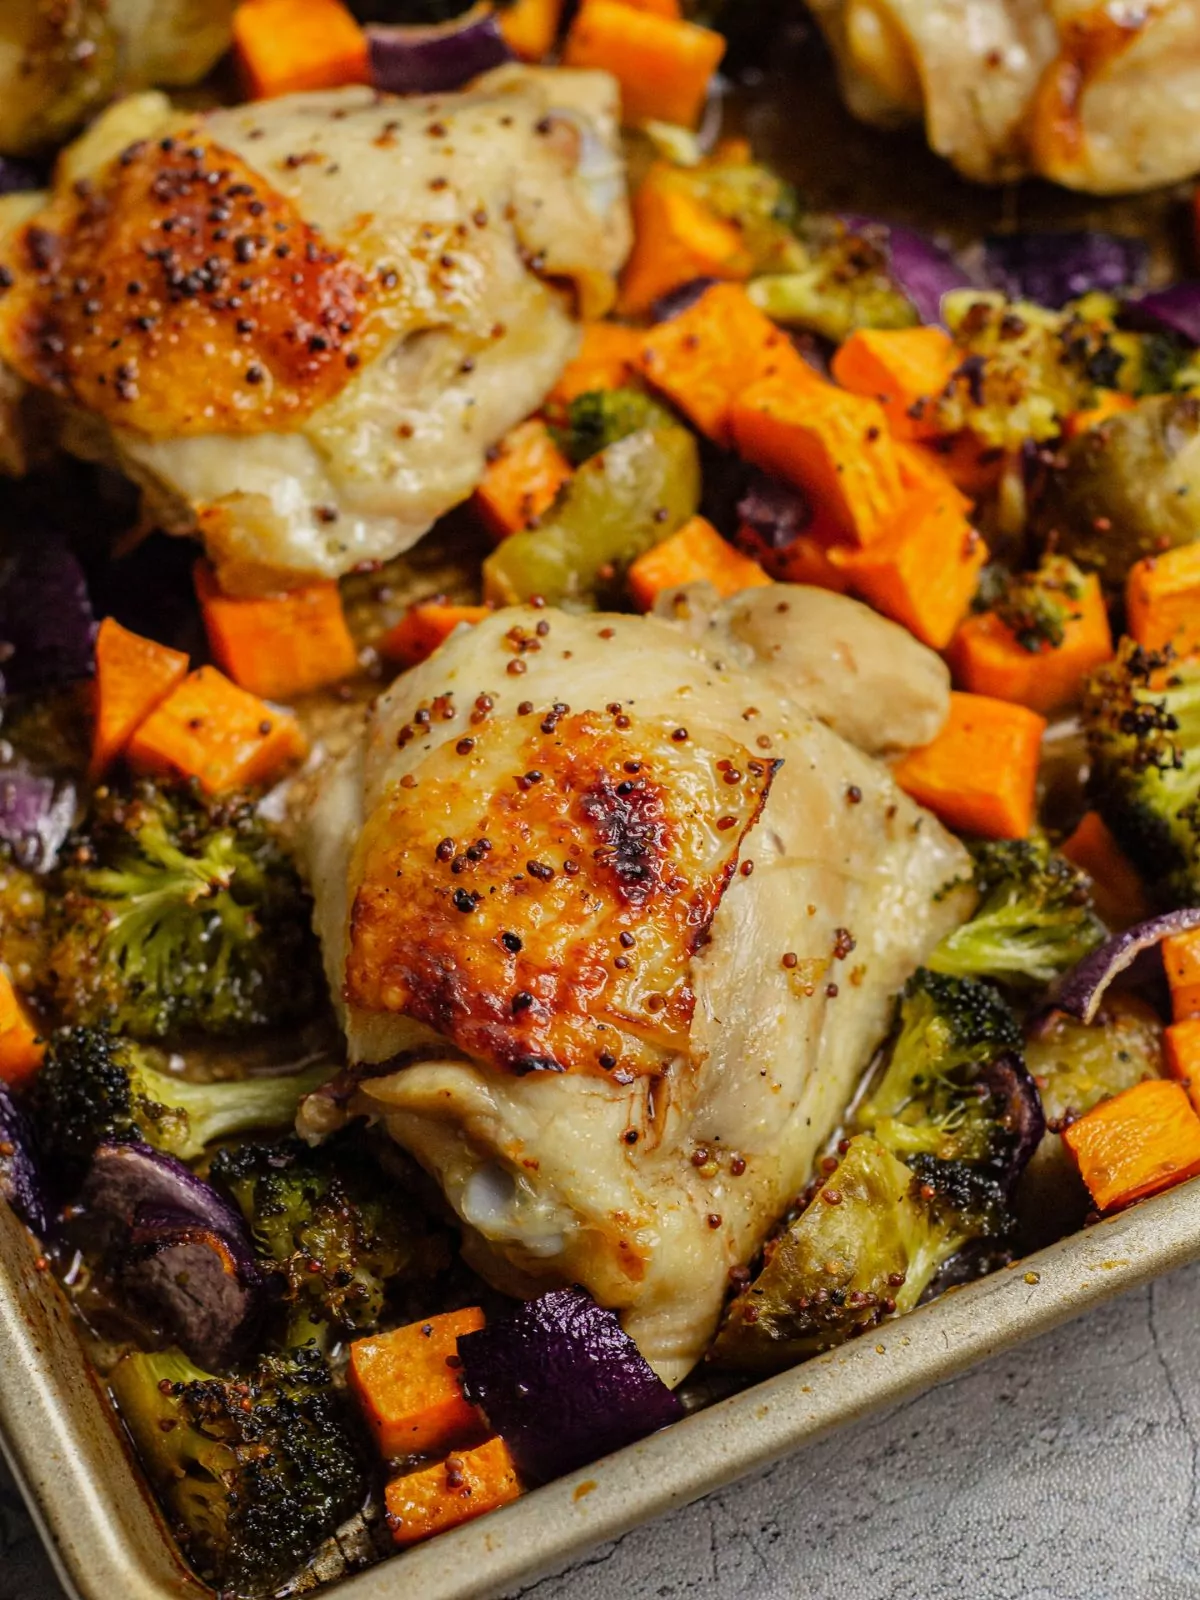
[
  {"x1": 211, "y1": 1137, "x2": 449, "y2": 1349},
  {"x1": 550, "y1": 389, "x2": 673, "y2": 467},
  {"x1": 748, "y1": 216, "x2": 916, "y2": 341},
  {"x1": 30, "y1": 1027, "x2": 331, "y2": 1177},
  {"x1": 990, "y1": 555, "x2": 1088, "y2": 653},
  {"x1": 712, "y1": 1135, "x2": 1008, "y2": 1369},
  {"x1": 110, "y1": 1344, "x2": 367, "y2": 1597},
  {"x1": 853, "y1": 969, "x2": 1024, "y2": 1165},
  {"x1": 1082, "y1": 640, "x2": 1200, "y2": 906},
  {"x1": 45, "y1": 780, "x2": 323, "y2": 1039},
  {"x1": 928, "y1": 836, "x2": 1105, "y2": 988},
  {"x1": 714, "y1": 972, "x2": 1039, "y2": 1370}
]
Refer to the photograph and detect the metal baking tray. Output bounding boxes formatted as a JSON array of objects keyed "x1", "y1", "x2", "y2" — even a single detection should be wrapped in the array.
[
  {"x1": 6, "y1": 1178, "x2": 1200, "y2": 1600},
  {"x1": 6, "y1": 27, "x2": 1199, "y2": 1600}
]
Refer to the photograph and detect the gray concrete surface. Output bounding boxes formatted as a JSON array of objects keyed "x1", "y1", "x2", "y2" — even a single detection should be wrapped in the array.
[{"x1": 5, "y1": 1263, "x2": 1200, "y2": 1600}]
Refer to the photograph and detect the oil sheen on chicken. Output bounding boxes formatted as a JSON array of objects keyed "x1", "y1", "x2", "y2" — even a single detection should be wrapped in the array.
[
  {"x1": 0, "y1": 67, "x2": 629, "y2": 591},
  {"x1": 302, "y1": 590, "x2": 974, "y2": 1384},
  {"x1": 809, "y1": 0, "x2": 1200, "y2": 193}
]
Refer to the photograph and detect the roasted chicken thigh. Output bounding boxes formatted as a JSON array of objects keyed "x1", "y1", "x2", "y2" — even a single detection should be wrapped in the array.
[
  {"x1": 302, "y1": 591, "x2": 974, "y2": 1383},
  {"x1": 0, "y1": 67, "x2": 629, "y2": 591},
  {"x1": 809, "y1": 0, "x2": 1200, "y2": 193}
]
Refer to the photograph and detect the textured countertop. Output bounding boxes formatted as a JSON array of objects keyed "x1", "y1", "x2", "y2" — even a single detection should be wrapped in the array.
[{"x1": 5, "y1": 1262, "x2": 1199, "y2": 1600}]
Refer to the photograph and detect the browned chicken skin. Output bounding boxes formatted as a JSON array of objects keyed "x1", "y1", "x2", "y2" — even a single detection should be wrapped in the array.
[
  {"x1": 809, "y1": 0, "x2": 1200, "y2": 193},
  {"x1": 0, "y1": 69, "x2": 630, "y2": 591}
]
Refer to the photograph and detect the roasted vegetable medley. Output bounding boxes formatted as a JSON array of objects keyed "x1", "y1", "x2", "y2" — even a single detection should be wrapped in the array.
[{"x1": 5, "y1": 3, "x2": 1200, "y2": 1596}]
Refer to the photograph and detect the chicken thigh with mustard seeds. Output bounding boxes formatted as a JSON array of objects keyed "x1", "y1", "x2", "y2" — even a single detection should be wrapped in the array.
[
  {"x1": 809, "y1": 0, "x2": 1200, "y2": 194},
  {"x1": 0, "y1": 65, "x2": 630, "y2": 593},
  {"x1": 301, "y1": 591, "x2": 975, "y2": 1384}
]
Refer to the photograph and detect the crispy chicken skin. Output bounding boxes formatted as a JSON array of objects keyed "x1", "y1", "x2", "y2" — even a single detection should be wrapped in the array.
[
  {"x1": 301, "y1": 591, "x2": 972, "y2": 1383},
  {"x1": 0, "y1": 68, "x2": 630, "y2": 591},
  {"x1": 809, "y1": 0, "x2": 1200, "y2": 193}
]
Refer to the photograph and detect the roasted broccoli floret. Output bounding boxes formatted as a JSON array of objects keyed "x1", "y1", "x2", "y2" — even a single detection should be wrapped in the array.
[
  {"x1": 45, "y1": 780, "x2": 323, "y2": 1039},
  {"x1": 853, "y1": 969, "x2": 1024, "y2": 1165},
  {"x1": 990, "y1": 555, "x2": 1088, "y2": 653},
  {"x1": 748, "y1": 217, "x2": 916, "y2": 341},
  {"x1": 1082, "y1": 640, "x2": 1200, "y2": 906},
  {"x1": 712, "y1": 1135, "x2": 1008, "y2": 1369},
  {"x1": 928, "y1": 836, "x2": 1105, "y2": 988},
  {"x1": 550, "y1": 388, "x2": 673, "y2": 467},
  {"x1": 211, "y1": 1137, "x2": 449, "y2": 1349},
  {"x1": 110, "y1": 1344, "x2": 367, "y2": 1597},
  {"x1": 714, "y1": 972, "x2": 1039, "y2": 1370},
  {"x1": 930, "y1": 291, "x2": 1129, "y2": 450},
  {"x1": 30, "y1": 1027, "x2": 331, "y2": 1177}
]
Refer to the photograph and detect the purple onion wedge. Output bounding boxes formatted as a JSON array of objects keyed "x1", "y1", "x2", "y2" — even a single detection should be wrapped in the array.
[
  {"x1": 83, "y1": 1143, "x2": 249, "y2": 1240},
  {"x1": 839, "y1": 215, "x2": 972, "y2": 326},
  {"x1": 0, "y1": 761, "x2": 76, "y2": 872},
  {"x1": 0, "y1": 538, "x2": 96, "y2": 697},
  {"x1": 980, "y1": 1053, "x2": 1045, "y2": 1192},
  {"x1": 0, "y1": 1085, "x2": 47, "y2": 1236},
  {"x1": 1047, "y1": 908, "x2": 1200, "y2": 1027},
  {"x1": 458, "y1": 1285, "x2": 683, "y2": 1483},
  {"x1": 1124, "y1": 284, "x2": 1200, "y2": 346},
  {"x1": 980, "y1": 231, "x2": 1148, "y2": 310},
  {"x1": 367, "y1": 3, "x2": 511, "y2": 95},
  {"x1": 736, "y1": 469, "x2": 813, "y2": 550},
  {"x1": 121, "y1": 1206, "x2": 264, "y2": 1369}
]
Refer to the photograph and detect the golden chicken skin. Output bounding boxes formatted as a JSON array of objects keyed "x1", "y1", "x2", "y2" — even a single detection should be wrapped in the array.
[
  {"x1": 0, "y1": 65, "x2": 630, "y2": 591},
  {"x1": 302, "y1": 590, "x2": 974, "y2": 1384},
  {"x1": 809, "y1": 0, "x2": 1200, "y2": 193}
]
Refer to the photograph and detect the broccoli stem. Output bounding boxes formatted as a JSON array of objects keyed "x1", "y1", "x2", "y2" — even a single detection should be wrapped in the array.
[{"x1": 137, "y1": 1061, "x2": 333, "y2": 1162}]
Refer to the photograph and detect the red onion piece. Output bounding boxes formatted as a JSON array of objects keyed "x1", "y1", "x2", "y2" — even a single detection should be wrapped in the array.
[
  {"x1": 980, "y1": 231, "x2": 1148, "y2": 310},
  {"x1": 839, "y1": 214, "x2": 972, "y2": 326},
  {"x1": 0, "y1": 762, "x2": 76, "y2": 872},
  {"x1": 0, "y1": 1086, "x2": 46, "y2": 1236},
  {"x1": 458, "y1": 1285, "x2": 683, "y2": 1482},
  {"x1": 367, "y1": 4, "x2": 511, "y2": 95},
  {"x1": 0, "y1": 537, "x2": 96, "y2": 696},
  {"x1": 1125, "y1": 284, "x2": 1200, "y2": 347},
  {"x1": 1048, "y1": 908, "x2": 1200, "y2": 1026}
]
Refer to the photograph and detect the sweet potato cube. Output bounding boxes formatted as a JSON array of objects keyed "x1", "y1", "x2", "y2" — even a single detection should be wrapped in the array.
[
  {"x1": 892, "y1": 691, "x2": 1045, "y2": 840},
  {"x1": 349, "y1": 1307, "x2": 486, "y2": 1460},
  {"x1": 1060, "y1": 811, "x2": 1152, "y2": 930},
  {"x1": 1164, "y1": 930, "x2": 1200, "y2": 1023},
  {"x1": 637, "y1": 283, "x2": 816, "y2": 444},
  {"x1": 195, "y1": 562, "x2": 358, "y2": 701},
  {"x1": 1126, "y1": 543, "x2": 1200, "y2": 660},
  {"x1": 1165, "y1": 1018, "x2": 1200, "y2": 1115},
  {"x1": 618, "y1": 166, "x2": 751, "y2": 317},
  {"x1": 830, "y1": 491, "x2": 988, "y2": 650},
  {"x1": 386, "y1": 1436, "x2": 522, "y2": 1548},
  {"x1": 89, "y1": 618, "x2": 190, "y2": 780},
  {"x1": 563, "y1": 2, "x2": 726, "y2": 128},
  {"x1": 473, "y1": 420, "x2": 573, "y2": 544},
  {"x1": 1062, "y1": 1078, "x2": 1200, "y2": 1211},
  {"x1": 548, "y1": 324, "x2": 644, "y2": 407},
  {"x1": 233, "y1": 0, "x2": 369, "y2": 98},
  {"x1": 0, "y1": 971, "x2": 45, "y2": 1086},
  {"x1": 127, "y1": 667, "x2": 307, "y2": 794},
  {"x1": 378, "y1": 603, "x2": 491, "y2": 667},
  {"x1": 731, "y1": 381, "x2": 906, "y2": 546},
  {"x1": 627, "y1": 515, "x2": 771, "y2": 611},
  {"x1": 497, "y1": 0, "x2": 564, "y2": 59},
  {"x1": 948, "y1": 569, "x2": 1112, "y2": 715},
  {"x1": 831, "y1": 325, "x2": 957, "y2": 439}
]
